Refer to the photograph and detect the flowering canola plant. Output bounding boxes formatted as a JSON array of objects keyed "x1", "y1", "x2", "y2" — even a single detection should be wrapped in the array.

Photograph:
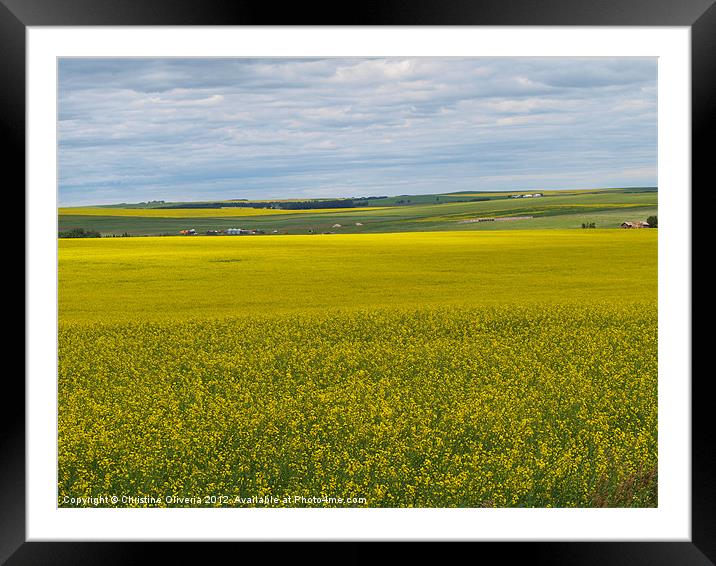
[{"x1": 58, "y1": 230, "x2": 657, "y2": 507}]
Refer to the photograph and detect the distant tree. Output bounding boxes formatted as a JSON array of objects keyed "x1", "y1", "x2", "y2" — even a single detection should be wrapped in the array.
[
  {"x1": 58, "y1": 227, "x2": 101, "y2": 238},
  {"x1": 646, "y1": 215, "x2": 658, "y2": 228}
]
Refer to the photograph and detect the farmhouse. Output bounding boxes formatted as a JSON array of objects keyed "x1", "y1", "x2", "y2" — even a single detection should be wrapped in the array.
[
  {"x1": 332, "y1": 224, "x2": 342, "y2": 228},
  {"x1": 179, "y1": 229, "x2": 196, "y2": 236},
  {"x1": 621, "y1": 221, "x2": 650, "y2": 229}
]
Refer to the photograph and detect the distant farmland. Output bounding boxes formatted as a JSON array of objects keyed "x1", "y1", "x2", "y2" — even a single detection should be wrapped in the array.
[{"x1": 58, "y1": 187, "x2": 657, "y2": 237}]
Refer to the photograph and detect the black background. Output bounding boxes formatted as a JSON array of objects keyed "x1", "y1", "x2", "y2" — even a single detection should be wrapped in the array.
[{"x1": 7, "y1": 1, "x2": 712, "y2": 563}]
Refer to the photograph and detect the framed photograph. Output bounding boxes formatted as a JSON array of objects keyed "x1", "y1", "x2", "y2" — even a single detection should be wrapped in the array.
[{"x1": 9, "y1": 0, "x2": 710, "y2": 563}]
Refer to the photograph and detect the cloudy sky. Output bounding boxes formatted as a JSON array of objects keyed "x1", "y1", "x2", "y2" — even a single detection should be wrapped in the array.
[{"x1": 58, "y1": 58, "x2": 657, "y2": 206}]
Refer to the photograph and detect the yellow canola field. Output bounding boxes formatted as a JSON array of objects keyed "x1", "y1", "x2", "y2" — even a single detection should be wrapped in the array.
[
  {"x1": 59, "y1": 230, "x2": 656, "y2": 323},
  {"x1": 58, "y1": 230, "x2": 658, "y2": 507},
  {"x1": 59, "y1": 206, "x2": 389, "y2": 218}
]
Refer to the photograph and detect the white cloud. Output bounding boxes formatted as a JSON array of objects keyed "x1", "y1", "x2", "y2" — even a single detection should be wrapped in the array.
[{"x1": 58, "y1": 57, "x2": 657, "y2": 205}]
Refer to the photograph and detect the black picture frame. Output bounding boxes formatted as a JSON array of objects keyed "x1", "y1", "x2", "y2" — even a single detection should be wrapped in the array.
[{"x1": 8, "y1": 1, "x2": 711, "y2": 563}]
